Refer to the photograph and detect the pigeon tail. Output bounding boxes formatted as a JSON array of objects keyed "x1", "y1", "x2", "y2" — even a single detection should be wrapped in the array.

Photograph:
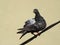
[
  {"x1": 20, "y1": 31, "x2": 28, "y2": 39},
  {"x1": 17, "y1": 30, "x2": 25, "y2": 34},
  {"x1": 17, "y1": 28, "x2": 23, "y2": 30}
]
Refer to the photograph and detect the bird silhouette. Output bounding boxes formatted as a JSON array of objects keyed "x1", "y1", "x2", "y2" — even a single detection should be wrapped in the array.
[{"x1": 17, "y1": 9, "x2": 47, "y2": 39}]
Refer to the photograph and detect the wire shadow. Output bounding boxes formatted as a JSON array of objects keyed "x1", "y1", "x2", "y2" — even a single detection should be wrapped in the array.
[{"x1": 20, "y1": 20, "x2": 60, "y2": 45}]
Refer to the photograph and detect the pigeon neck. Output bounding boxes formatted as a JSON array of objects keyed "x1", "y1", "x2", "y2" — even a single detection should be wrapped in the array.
[{"x1": 35, "y1": 12, "x2": 42, "y2": 22}]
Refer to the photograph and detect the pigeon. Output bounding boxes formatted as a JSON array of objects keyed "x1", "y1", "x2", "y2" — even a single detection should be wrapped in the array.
[{"x1": 17, "y1": 9, "x2": 47, "y2": 39}]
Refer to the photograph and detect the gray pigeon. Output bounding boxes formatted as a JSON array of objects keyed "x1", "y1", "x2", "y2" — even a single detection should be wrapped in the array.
[{"x1": 17, "y1": 9, "x2": 47, "y2": 39}]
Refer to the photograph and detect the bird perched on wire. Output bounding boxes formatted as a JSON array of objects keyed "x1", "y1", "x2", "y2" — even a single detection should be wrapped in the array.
[{"x1": 17, "y1": 9, "x2": 47, "y2": 39}]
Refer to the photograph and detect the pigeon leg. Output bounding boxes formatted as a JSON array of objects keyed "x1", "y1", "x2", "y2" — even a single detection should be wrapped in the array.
[
  {"x1": 31, "y1": 32, "x2": 39, "y2": 36},
  {"x1": 31, "y1": 32, "x2": 36, "y2": 36},
  {"x1": 31, "y1": 32, "x2": 40, "y2": 36}
]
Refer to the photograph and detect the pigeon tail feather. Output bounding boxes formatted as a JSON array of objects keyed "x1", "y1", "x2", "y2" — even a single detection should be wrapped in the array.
[
  {"x1": 17, "y1": 30, "x2": 25, "y2": 34},
  {"x1": 20, "y1": 31, "x2": 27, "y2": 39},
  {"x1": 17, "y1": 28, "x2": 23, "y2": 30}
]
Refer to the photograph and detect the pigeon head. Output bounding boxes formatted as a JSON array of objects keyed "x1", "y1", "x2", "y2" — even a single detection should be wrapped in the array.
[{"x1": 33, "y1": 9, "x2": 39, "y2": 14}]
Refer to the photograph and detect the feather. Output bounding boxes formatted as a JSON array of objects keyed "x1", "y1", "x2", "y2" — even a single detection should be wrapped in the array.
[
  {"x1": 20, "y1": 31, "x2": 27, "y2": 39},
  {"x1": 17, "y1": 30, "x2": 25, "y2": 34},
  {"x1": 17, "y1": 28, "x2": 23, "y2": 30}
]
